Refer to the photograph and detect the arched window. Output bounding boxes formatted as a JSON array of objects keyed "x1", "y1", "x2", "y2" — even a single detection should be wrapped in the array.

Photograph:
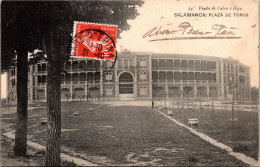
[
  {"x1": 118, "y1": 59, "x2": 122, "y2": 68},
  {"x1": 87, "y1": 72, "x2": 93, "y2": 83},
  {"x1": 195, "y1": 60, "x2": 200, "y2": 70},
  {"x1": 188, "y1": 72, "x2": 194, "y2": 80},
  {"x1": 169, "y1": 86, "x2": 179, "y2": 97},
  {"x1": 209, "y1": 87, "x2": 218, "y2": 97},
  {"x1": 195, "y1": 72, "x2": 201, "y2": 81},
  {"x1": 212, "y1": 62, "x2": 216, "y2": 70},
  {"x1": 167, "y1": 71, "x2": 173, "y2": 82},
  {"x1": 231, "y1": 64, "x2": 234, "y2": 72},
  {"x1": 207, "y1": 61, "x2": 212, "y2": 71},
  {"x1": 201, "y1": 61, "x2": 207, "y2": 71},
  {"x1": 201, "y1": 72, "x2": 207, "y2": 80},
  {"x1": 181, "y1": 60, "x2": 187, "y2": 70},
  {"x1": 94, "y1": 60, "x2": 100, "y2": 69},
  {"x1": 129, "y1": 59, "x2": 134, "y2": 67},
  {"x1": 152, "y1": 59, "x2": 159, "y2": 70},
  {"x1": 182, "y1": 72, "x2": 188, "y2": 80},
  {"x1": 65, "y1": 62, "x2": 71, "y2": 69},
  {"x1": 188, "y1": 60, "x2": 195, "y2": 69},
  {"x1": 119, "y1": 72, "x2": 133, "y2": 82},
  {"x1": 94, "y1": 72, "x2": 100, "y2": 83},
  {"x1": 197, "y1": 87, "x2": 207, "y2": 97},
  {"x1": 174, "y1": 60, "x2": 180, "y2": 70},
  {"x1": 72, "y1": 61, "x2": 78, "y2": 70},
  {"x1": 72, "y1": 73, "x2": 78, "y2": 82},
  {"x1": 207, "y1": 73, "x2": 212, "y2": 81},
  {"x1": 159, "y1": 71, "x2": 166, "y2": 82},
  {"x1": 87, "y1": 60, "x2": 93, "y2": 69},
  {"x1": 159, "y1": 59, "x2": 166, "y2": 70},
  {"x1": 124, "y1": 59, "x2": 128, "y2": 68},
  {"x1": 152, "y1": 71, "x2": 158, "y2": 82},
  {"x1": 65, "y1": 73, "x2": 71, "y2": 82},
  {"x1": 166, "y1": 59, "x2": 173, "y2": 70},
  {"x1": 174, "y1": 72, "x2": 181, "y2": 80},
  {"x1": 79, "y1": 73, "x2": 86, "y2": 81},
  {"x1": 79, "y1": 61, "x2": 86, "y2": 70}
]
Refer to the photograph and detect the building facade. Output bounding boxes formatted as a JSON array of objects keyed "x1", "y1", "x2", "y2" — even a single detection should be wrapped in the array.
[{"x1": 7, "y1": 52, "x2": 251, "y2": 102}]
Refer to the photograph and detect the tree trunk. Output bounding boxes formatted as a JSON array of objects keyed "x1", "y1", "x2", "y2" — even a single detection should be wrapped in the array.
[
  {"x1": 14, "y1": 48, "x2": 28, "y2": 156},
  {"x1": 44, "y1": 32, "x2": 62, "y2": 166}
]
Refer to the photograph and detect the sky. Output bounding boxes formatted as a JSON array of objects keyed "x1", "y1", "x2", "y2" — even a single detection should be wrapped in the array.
[{"x1": 1, "y1": 0, "x2": 259, "y2": 99}]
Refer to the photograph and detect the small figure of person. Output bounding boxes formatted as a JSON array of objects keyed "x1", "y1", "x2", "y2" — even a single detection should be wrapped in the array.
[{"x1": 152, "y1": 101, "x2": 154, "y2": 108}]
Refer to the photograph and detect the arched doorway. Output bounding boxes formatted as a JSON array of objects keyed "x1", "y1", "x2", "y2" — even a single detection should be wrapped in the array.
[
  {"x1": 89, "y1": 87, "x2": 100, "y2": 98},
  {"x1": 119, "y1": 72, "x2": 134, "y2": 100},
  {"x1": 61, "y1": 88, "x2": 70, "y2": 100},
  {"x1": 74, "y1": 88, "x2": 85, "y2": 99}
]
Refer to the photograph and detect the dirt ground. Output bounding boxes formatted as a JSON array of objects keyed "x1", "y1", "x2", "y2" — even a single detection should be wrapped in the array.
[
  {"x1": 1, "y1": 136, "x2": 45, "y2": 166},
  {"x1": 1, "y1": 121, "x2": 44, "y2": 166}
]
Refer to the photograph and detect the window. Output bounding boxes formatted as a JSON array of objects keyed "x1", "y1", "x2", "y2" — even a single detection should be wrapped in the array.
[
  {"x1": 207, "y1": 73, "x2": 212, "y2": 81},
  {"x1": 207, "y1": 61, "x2": 212, "y2": 71},
  {"x1": 201, "y1": 61, "x2": 207, "y2": 71},
  {"x1": 188, "y1": 72, "x2": 195, "y2": 80},
  {"x1": 174, "y1": 72, "x2": 181, "y2": 80},
  {"x1": 152, "y1": 59, "x2": 159, "y2": 70},
  {"x1": 42, "y1": 75, "x2": 47, "y2": 83},
  {"x1": 167, "y1": 72, "x2": 173, "y2": 82},
  {"x1": 159, "y1": 59, "x2": 166, "y2": 70},
  {"x1": 105, "y1": 72, "x2": 113, "y2": 81},
  {"x1": 181, "y1": 60, "x2": 187, "y2": 70},
  {"x1": 212, "y1": 62, "x2": 216, "y2": 70},
  {"x1": 140, "y1": 72, "x2": 147, "y2": 81},
  {"x1": 239, "y1": 65, "x2": 245, "y2": 72},
  {"x1": 11, "y1": 79, "x2": 15, "y2": 86},
  {"x1": 201, "y1": 72, "x2": 207, "y2": 80},
  {"x1": 195, "y1": 72, "x2": 201, "y2": 81},
  {"x1": 124, "y1": 59, "x2": 128, "y2": 68},
  {"x1": 181, "y1": 72, "x2": 188, "y2": 80},
  {"x1": 140, "y1": 86, "x2": 147, "y2": 95},
  {"x1": 152, "y1": 71, "x2": 158, "y2": 82},
  {"x1": 37, "y1": 75, "x2": 41, "y2": 83},
  {"x1": 38, "y1": 64, "x2": 41, "y2": 72},
  {"x1": 188, "y1": 60, "x2": 195, "y2": 69},
  {"x1": 174, "y1": 60, "x2": 180, "y2": 70},
  {"x1": 105, "y1": 87, "x2": 113, "y2": 96},
  {"x1": 159, "y1": 71, "x2": 166, "y2": 82},
  {"x1": 129, "y1": 59, "x2": 134, "y2": 67},
  {"x1": 118, "y1": 59, "x2": 122, "y2": 68},
  {"x1": 165, "y1": 59, "x2": 173, "y2": 70},
  {"x1": 195, "y1": 60, "x2": 200, "y2": 70},
  {"x1": 107, "y1": 61, "x2": 112, "y2": 67},
  {"x1": 140, "y1": 59, "x2": 147, "y2": 67},
  {"x1": 213, "y1": 73, "x2": 217, "y2": 82}
]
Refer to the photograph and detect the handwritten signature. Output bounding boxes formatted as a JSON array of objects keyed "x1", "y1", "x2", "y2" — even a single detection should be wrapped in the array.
[{"x1": 143, "y1": 22, "x2": 240, "y2": 41}]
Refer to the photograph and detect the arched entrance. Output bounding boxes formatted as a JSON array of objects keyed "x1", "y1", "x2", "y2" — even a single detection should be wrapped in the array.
[
  {"x1": 119, "y1": 72, "x2": 134, "y2": 100},
  {"x1": 89, "y1": 87, "x2": 100, "y2": 98}
]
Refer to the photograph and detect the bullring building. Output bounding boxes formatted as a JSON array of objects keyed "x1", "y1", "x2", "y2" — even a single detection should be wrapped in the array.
[{"x1": 7, "y1": 52, "x2": 251, "y2": 102}]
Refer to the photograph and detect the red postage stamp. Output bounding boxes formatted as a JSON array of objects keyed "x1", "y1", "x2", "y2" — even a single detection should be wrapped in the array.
[{"x1": 71, "y1": 22, "x2": 117, "y2": 60}]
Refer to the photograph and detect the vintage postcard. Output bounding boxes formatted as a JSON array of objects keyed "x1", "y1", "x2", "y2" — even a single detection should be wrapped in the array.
[{"x1": 1, "y1": 0, "x2": 259, "y2": 166}]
